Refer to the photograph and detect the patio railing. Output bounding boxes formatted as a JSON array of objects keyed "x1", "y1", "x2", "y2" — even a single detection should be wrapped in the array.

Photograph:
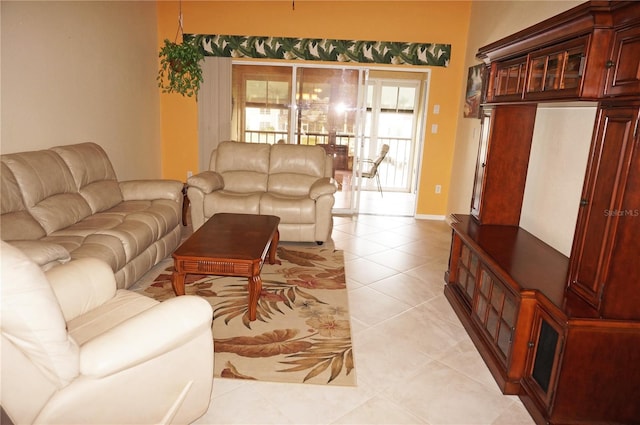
[{"x1": 242, "y1": 130, "x2": 413, "y2": 191}]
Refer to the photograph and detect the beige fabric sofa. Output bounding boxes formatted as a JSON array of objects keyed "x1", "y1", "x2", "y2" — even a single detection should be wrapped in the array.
[
  {"x1": 0, "y1": 142, "x2": 183, "y2": 289},
  {"x1": 187, "y1": 141, "x2": 337, "y2": 243},
  {"x1": 1, "y1": 241, "x2": 214, "y2": 424}
]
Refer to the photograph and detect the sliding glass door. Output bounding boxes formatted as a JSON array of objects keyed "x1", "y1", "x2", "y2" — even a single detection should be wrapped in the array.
[{"x1": 230, "y1": 62, "x2": 428, "y2": 216}]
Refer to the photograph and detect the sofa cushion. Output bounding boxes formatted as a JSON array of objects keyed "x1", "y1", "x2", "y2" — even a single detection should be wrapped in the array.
[
  {"x1": 107, "y1": 199, "x2": 181, "y2": 236},
  {"x1": 0, "y1": 162, "x2": 47, "y2": 241},
  {"x1": 42, "y1": 199, "x2": 180, "y2": 269},
  {"x1": 0, "y1": 241, "x2": 80, "y2": 387},
  {"x1": 215, "y1": 141, "x2": 270, "y2": 193},
  {"x1": 1, "y1": 150, "x2": 91, "y2": 234},
  {"x1": 7, "y1": 240, "x2": 71, "y2": 270},
  {"x1": 53, "y1": 143, "x2": 123, "y2": 213}
]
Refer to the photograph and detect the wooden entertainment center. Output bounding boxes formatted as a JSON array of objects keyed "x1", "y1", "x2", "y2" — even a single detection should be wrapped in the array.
[{"x1": 444, "y1": 1, "x2": 640, "y2": 424}]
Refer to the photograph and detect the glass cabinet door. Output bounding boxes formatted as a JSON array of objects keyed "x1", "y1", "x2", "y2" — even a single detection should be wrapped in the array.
[
  {"x1": 525, "y1": 37, "x2": 587, "y2": 99},
  {"x1": 472, "y1": 267, "x2": 519, "y2": 364},
  {"x1": 524, "y1": 305, "x2": 565, "y2": 409},
  {"x1": 456, "y1": 242, "x2": 480, "y2": 306},
  {"x1": 470, "y1": 108, "x2": 492, "y2": 220},
  {"x1": 493, "y1": 57, "x2": 527, "y2": 100}
]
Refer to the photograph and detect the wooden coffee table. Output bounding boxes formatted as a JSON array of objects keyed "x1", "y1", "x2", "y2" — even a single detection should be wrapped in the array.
[{"x1": 171, "y1": 213, "x2": 281, "y2": 321}]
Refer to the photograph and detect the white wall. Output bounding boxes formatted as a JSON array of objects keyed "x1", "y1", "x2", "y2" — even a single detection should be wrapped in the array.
[
  {"x1": 520, "y1": 105, "x2": 597, "y2": 256},
  {"x1": 1, "y1": 1, "x2": 161, "y2": 181},
  {"x1": 447, "y1": 1, "x2": 584, "y2": 216}
]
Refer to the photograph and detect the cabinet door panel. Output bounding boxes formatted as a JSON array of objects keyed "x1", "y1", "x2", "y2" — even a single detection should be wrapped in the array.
[
  {"x1": 569, "y1": 105, "x2": 639, "y2": 309},
  {"x1": 472, "y1": 267, "x2": 519, "y2": 364},
  {"x1": 605, "y1": 25, "x2": 640, "y2": 97},
  {"x1": 524, "y1": 306, "x2": 565, "y2": 410},
  {"x1": 470, "y1": 109, "x2": 491, "y2": 219},
  {"x1": 471, "y1": 105, "x2": 536, "y2": 225}
]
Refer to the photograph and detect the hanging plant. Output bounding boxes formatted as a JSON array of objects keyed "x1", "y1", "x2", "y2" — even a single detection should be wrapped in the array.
[{"x1": 157, "y1": 37, "x2": 204, "y2": 98}]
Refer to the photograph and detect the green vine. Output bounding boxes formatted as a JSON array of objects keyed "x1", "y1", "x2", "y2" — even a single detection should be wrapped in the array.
[{"x1": 157, "y1": 37, "x2": 204, "y2": 98}]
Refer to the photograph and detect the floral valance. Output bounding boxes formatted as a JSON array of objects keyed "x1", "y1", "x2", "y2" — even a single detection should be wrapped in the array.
[{"x1": 186, "y1": 34, "x2": 450, "y2": 67}]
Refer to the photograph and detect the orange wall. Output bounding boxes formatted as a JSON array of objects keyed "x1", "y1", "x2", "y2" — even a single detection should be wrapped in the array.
[{"x1": 157, "y1": 1, "x2": 472, "y2": 216}]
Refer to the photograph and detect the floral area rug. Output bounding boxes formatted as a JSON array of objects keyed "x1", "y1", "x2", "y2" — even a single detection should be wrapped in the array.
[{"x1": 139, "y1": 245, "x2": 356, "y2": 386}]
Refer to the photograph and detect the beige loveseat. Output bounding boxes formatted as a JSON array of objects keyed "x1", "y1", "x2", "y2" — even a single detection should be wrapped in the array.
[
  {"x1": 187, "y1": 141, "x2": 337, "y2": 243},
  {"x1": 1, "y1": 241, "x2": 214, "y2": 424},
  {"x1": 1, "y1": 143, "x2": 183, "y2": 289}
]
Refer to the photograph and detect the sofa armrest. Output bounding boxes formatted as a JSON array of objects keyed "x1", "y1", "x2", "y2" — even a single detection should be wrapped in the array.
[
  {"x1": 79, "y1": 296, "x2": 213, "y2": 378},
  {"x1": 187, "y1": 171, "x2": 224, "y2": 194},
  {"x1": 8, "y1": 240, "x2": 71, "y2": 271},
  {"x1": 309, "y1": 177, "x2": 338, "y2": 200},
  {"x1": 47, "y1": 258, "x2": 117, "y2": 322},
  {"x1": 119, "y1": 180, "x2": 184, "y2": 203}
]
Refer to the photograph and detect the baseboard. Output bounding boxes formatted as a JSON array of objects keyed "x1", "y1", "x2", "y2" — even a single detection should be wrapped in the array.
[{"x1": 415, "y1": 214, "x2": 446, "y2": 221}]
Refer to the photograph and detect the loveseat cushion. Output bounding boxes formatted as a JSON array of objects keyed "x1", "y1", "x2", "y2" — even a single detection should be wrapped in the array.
[
  {"x1": 1, "y1": 150, "x2": 92, "y2": 234},
  {"x1": 53, "y1": 143, "x2": 123, "y2": 214},
  {"x1": 214, "y1": 141, "x2": 270, "y2": 193},
  {"x1": 268, "y1": 144, "x2": 328, "y2": 196},
  {"x1": 260, "y1": 193, "x2": 316, "y2": 224}
]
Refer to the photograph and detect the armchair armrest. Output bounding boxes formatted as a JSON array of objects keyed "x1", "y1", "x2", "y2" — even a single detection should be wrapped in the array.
[
  {"x1": 309, "y1": 177, "x2": 338, "y2": 200},
  {"x1": 119, "y1": 180, "x2": 184, "y2": 203},
  {"x1": 187, "y1": 171, "x2": 224, "y2": 194},
  {"x1": 79, "y1": 296, "x2": 213, "y2": 378},
  {"x1": 47, "y1": 258, "x2": 117, "y2": 322}
]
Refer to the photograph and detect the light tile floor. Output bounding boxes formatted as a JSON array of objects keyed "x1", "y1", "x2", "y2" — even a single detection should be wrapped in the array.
[{"x1": 172, "y1": 214, "x2": 535, "y2": 424}]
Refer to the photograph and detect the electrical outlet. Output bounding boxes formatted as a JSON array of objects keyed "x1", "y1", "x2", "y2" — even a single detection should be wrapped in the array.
[
  {"x1": 431, "y1": 124, "x2": 438, "y2": 134},
  {"x1": 187, "y1": 170, "x2": 193, "y2": 178},
  {"x1": 435, "y1": 184, "x2": 442, "y2": 194},
  {"x1": 433, "y1": 104, "x2": 440, "y2": 114}
]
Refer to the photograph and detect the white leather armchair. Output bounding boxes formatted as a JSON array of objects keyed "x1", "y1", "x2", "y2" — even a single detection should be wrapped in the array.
[{"x1": 0, "y1": 241, "x2": 214, "y2": 424}]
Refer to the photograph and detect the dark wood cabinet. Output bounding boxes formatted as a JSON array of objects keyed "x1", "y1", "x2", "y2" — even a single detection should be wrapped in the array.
[
  {"x1": 604, "y1": 4, "x2": 640, "y2": 97},
  {"x1": 470, "y1": 105, "x2": 536, "y2": 225},
  {"x1": 480, "y1": 3, "x2": 616, "y2": 103},
  {"x1": 446, "y1": 216, "x2": 568, "y2": 395},
  {"x1": 567, "y1": 102, "x2": 640, "y2": 319},
  {"x1": 446, "y1": 2, "x2": 640, "y2": 424},
  {"x1": 521, "y1": 301, "x2": 640, "y2": 424},
  {"x1": 317, "y1": 143, "x2": 349, "y2": 172}
]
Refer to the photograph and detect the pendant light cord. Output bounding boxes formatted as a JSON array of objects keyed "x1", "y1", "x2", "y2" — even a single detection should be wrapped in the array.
[{"x1": 174, "y1": 0, "x2": 184, "y2": 43}]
